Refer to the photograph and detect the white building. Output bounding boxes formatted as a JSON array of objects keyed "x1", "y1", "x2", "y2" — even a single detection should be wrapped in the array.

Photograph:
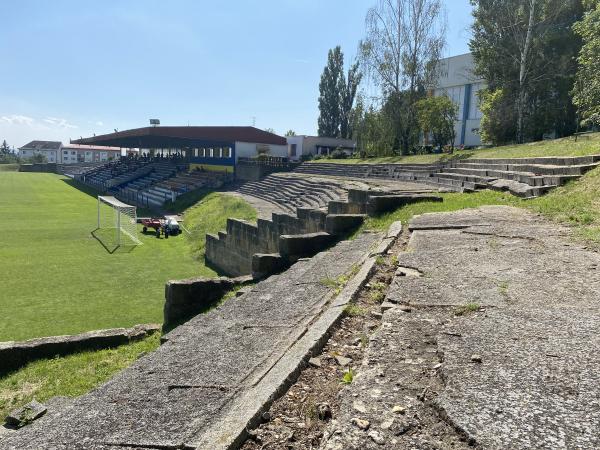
[
  {"x1": 18, "y1": 141, "x2": 62, "y2": 163},
  {"x1": 433, "y1": 53, "x2": 485, "y2": 147},
  {"x1": 18, "y1": 141, "x2": 121, "y2": 164},
  {"x1": 286, "y1": 136, "x2": 356, "y2": 160},
  {"x1": 60, "y1": 144, "x2": 121, "y2": 164}
]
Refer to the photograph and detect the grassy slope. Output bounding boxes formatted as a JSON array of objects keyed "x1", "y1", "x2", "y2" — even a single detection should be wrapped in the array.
[
  {"x1": 310, "y1": 132, "x2": 600, "y2": 164},
  {"x1": 0, "y1": 173, "x2": 256, "y2": 341},
  {"x1": 0, "y1": 334, "x2": 160, "y2": 420},
  {"x1": 360, "y1": 164, "x2": 600, "y2": 245}
]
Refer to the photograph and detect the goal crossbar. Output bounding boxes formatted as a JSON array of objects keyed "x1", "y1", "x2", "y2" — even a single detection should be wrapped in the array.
[{"x1": 97, "y1": 196, "x2": 141, "y2": 246}]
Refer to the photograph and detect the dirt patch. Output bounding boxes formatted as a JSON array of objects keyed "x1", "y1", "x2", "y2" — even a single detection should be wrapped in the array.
[{"x1": 241, "y1": 234, "x2": 408, "y2": 449}]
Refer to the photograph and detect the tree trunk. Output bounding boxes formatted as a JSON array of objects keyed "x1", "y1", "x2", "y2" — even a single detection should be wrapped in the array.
[{"x1": 517, "y1": 0, "x2": 536, "y2": 144}]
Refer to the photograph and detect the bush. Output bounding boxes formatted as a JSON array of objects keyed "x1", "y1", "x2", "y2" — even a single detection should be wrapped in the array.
[
  {"x1": 313, "y1": 154, "x2": 324, "y2": 160},
  {"x1": 300, "y1": 154, "x2": 314, "y2": 162},
  {"x1": 330, "y1": 149, "x2": 347, "y2": 159}
]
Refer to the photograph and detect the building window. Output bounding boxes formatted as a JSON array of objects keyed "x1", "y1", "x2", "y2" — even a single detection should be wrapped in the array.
[
  {"x1": 64, "y1": 150, "x2": 69, "y2": 154},
  {"x1": 194, "y1": 148, "x2": 198, "y2": 157},
  {"x1": 290, "y1": 144, "x2": 297, "y2": 157},
  {"x1": 72, "y1": 151, "x2": 76, "y2": 155},
  {"x1": 208, "y1": 148, "x2": 214, "y2": 157},
  {"x1": 222, "y1": 147, "x2": 231, "y2": 158}
]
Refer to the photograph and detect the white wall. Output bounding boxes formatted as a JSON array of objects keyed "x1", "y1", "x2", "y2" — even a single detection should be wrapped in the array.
[
  {"x1": 235, "y1": 141, "x2": 288, "y2": 161},
  {"x1": 434, "y1": 53, "x2": 486, "y2": 147},
  {"x1": 286, "y1": 136, "x2": 304, "y2": 160}
]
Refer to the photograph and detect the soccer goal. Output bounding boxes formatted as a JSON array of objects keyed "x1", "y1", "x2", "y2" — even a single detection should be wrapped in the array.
[{"x1": 97, "y1": 196, "x2": 141, "y2": 247}]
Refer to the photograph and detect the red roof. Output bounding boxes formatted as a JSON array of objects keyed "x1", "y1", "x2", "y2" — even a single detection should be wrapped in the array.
[
  {"x1": 72, "y1": 126, "x2": 287, "y2": 147},
  {"x1": 62, "y1": 144, "x2": 121, "y2": 151}
]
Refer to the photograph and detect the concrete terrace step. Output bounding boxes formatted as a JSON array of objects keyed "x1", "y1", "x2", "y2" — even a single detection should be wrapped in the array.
[
  {"x1": 466, "y1": 154, "x2": 600, "y2": 165},
  {"x1": 452, "y1": 162, "x2": 599, "y2": 176},
  {"x1": 487, "y1": 179, "x2": 557, "y2": 198}
]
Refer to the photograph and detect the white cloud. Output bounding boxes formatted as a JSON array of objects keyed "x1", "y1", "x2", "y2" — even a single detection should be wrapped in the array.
[
  {"x1": 0, "y1": 114, "x2": 82, "y2": 147},
  {"x1": 96, "y1": 121, "x2": 104, "y2": 126},
  {"x1": 43, "y1": 117, "x2": 78, "y2": 129},
  {"x1": 0, "y1": 115, "x2": 35, "y2": 126}
]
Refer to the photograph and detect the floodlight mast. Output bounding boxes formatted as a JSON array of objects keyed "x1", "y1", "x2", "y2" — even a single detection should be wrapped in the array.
[{"x1": 150, "y1": 119, "x2": 160, "y2": 127}]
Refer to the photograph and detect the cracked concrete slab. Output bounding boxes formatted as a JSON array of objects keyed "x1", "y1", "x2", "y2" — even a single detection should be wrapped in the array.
[
  {"x1": 320, "y1": 206, "x2": 600, "y2": 449},
  {"x1": 0, "y1": 232, "x2": 381, "y2": 450}
]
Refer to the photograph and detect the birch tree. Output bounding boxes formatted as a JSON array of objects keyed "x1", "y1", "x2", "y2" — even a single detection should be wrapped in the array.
[
  {"x1": 471, "y1": 0, "x2": 582, "y2": 143},
  {"x1": 360, "y1": 0, "x2": 446, "y2": 154}
]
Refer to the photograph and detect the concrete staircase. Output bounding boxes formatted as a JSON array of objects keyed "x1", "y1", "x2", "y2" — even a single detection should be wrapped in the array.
[
  {"x1": 293, "y1": 155, "x2": 600, "y2": 198},
  {"x1": 236, "y1": 174, "x2": 348, "y2": 213}
]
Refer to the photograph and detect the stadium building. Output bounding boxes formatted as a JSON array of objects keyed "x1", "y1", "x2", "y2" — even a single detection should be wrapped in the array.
[
  {"x1": 432, "y1": 53, "x2": 485, "y2": 147},
  {"x1": 73, "y1": 126, "x2": 288, "y2": 173}
]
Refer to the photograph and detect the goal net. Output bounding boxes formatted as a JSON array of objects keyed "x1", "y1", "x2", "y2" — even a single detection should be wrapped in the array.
[{"x1": 97, "y1": 196, "x2": 141, "y2": 247}]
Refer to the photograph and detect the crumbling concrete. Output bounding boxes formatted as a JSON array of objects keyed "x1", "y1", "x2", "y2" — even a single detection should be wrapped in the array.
[
  {"x1": 163, "y1": 276, "x2": 252, "y2": 328},
  {"x1": 279, "y1": 232, "x2": 335, "y2": 263},
  {"x1": 320, "y1": 206, "x2": 600, "y2": 449}
]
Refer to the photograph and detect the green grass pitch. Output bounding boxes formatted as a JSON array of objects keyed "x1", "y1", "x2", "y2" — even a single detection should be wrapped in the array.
[{"x1": 0, "y1": 172, "x2": 256, "y2": 341}]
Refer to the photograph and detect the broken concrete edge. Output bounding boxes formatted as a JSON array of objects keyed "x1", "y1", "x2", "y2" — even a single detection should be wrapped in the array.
[
  {"x1": 0, "y1": 324, "x2": 161, "y2": 376},
  {"x1": 163, "y1": 275, "x2": 254, "y2": 332},
  {"x1": 4, "y1": 400, "x2": 47, "y2": 429},
  {"x1": 368, "y1": 221, "x2": 403, "y2": 257},
  {"x1": 190, "y1": 226, "x2": 394, "y2": 450}
]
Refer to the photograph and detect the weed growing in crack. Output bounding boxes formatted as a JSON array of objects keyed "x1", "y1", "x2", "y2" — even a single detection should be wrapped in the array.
[
  {"x1": 341, "y1": 368, "x2": 355, "y2": 385},
  {"x1": 498, "y1": 280, "x2": 509, "y2": 297},
  {"x1": 344, "y1": 304, "x2": 367, "y2": 317},
  {"x1": 454, "y1": 303, "x2": 480, "y2": 316},
  {"x1": 370, "y1": 290, "x2": 385, "y2": 303}
]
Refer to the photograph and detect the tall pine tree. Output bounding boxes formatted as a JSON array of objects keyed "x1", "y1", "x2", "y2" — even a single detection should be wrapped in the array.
[{"x1": 318, "y1": 47, "x2": 344, "y2": 137}]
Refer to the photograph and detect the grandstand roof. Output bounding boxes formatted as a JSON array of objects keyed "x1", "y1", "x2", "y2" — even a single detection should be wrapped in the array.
[{"x1": 72, "y1": 126, "x2": 287, "y2": 148}]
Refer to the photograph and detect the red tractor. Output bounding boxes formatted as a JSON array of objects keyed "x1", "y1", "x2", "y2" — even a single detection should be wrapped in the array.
[{"x1": 141, "y1": 217, "x2": 181, "y2": 238}]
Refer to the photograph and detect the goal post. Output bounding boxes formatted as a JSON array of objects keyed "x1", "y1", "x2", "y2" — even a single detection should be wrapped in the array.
[{"x1": 97, "y1": 196, "x2": 141, "y2": 247}]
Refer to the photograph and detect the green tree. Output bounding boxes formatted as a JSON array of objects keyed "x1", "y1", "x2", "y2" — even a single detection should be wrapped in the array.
[
  {"x1": 478, "y1": 89, "x2": 517, "y2": 144},
  {"x1": 264, "y1": 128, "x2": 276, "y2": 134},
  {"x1": 284, "y1": 130, "x2": 297, "y2": 137},
  {"x1": 318, "y1": 46, "x2": 345, "y2": 137},
  {"x1": 30, "y1": 153, "x2": 47, "y2": 163},
  {"x1": 0, "y1": 140, "x2": 9, "y2": 154},
  {"x1": 360, "y1": 0, "x2": 446, "y2": 154},
  {"x1": 416, "y1": 95, "x2": 458, "y2": 148},
  {"x1": 470, "y1": 0, "x2": 583, "y2": 144},
  {"x1": 573, "y1": 0, "x2": 600, "y2": 128},
  {"x1": 339, "y1": 61, "x2": 362, "y2": 139},
  {"x1": 318, "y1": 46, "x2": 362, "y2": 138}
]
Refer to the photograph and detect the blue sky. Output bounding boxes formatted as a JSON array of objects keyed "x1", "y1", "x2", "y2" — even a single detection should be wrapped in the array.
[{"x1": 0, "y1": 0, "x2": 474, "y2": 148}]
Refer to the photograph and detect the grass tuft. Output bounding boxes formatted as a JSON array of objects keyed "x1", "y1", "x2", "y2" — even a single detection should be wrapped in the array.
[{"x1": 0, "y1": 334, "x2": 160, "y2": 421}]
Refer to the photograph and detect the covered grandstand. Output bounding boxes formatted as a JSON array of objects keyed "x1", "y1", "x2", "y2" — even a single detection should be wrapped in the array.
[
  {"x1": 73, "y1": 126, "x2": 288, "y2": 208},
  {"x1": 72, "y1": 126, "x2": 288, "y2": 173}
]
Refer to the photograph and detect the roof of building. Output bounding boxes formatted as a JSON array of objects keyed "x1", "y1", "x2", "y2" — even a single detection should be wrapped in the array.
[
  {"x1": 62, "y1": 143, "x2": 121, "y2": 151},
  {"x1": 72, "y1": 126, "x2": 287, "y2": 148},
  {"x1": 19, "y1": 140, "x2": 62, "y2": 150}
]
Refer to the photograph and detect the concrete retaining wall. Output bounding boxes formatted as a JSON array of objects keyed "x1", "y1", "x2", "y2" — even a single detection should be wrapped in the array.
[
  {"x1": 18, "y1": 163, "x2": 57, "y2": 173},
  {"x1": 163, "y1": 276, "x2": 252, "y2": 328},
  {"x1": 0, "y1": 324, "x2": 160, "y2": 375},
  {"x1": 206, "y1": 210, "x2": 333, "y2": 277},
  {"x1": 206, "y1": 187, "x2": 442, "y2": 278}
]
